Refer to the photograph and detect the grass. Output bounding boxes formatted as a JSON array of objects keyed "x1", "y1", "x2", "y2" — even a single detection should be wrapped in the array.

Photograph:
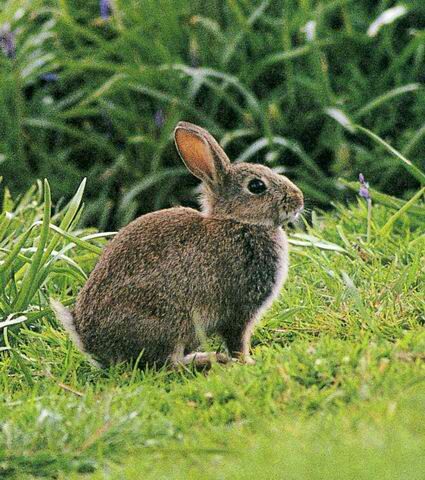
[
  {"x1": 1, "y1": 180, "x2": 424, "y2": 478},
  {"x1": 1, "y1": 1, "x2": 425, "y2": 477},
  {"x1": 1, "y1": 0, "x2": 425, "y2": 228}
]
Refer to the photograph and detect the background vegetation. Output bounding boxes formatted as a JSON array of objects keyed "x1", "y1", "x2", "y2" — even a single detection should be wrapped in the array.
[
  {"x1": 1, "y1": 1, "x2": 424, "y2": 478},
  {"x1": 1, "y1": 0, "x2": 424, "y2": 229}
]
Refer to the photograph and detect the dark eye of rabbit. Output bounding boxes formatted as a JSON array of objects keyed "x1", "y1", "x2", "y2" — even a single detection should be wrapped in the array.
[{"x1": 248, "y1": 178, "x2": 267, "y2": 195}]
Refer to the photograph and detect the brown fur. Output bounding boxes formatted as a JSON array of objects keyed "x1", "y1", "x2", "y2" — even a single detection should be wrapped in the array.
[{"x1": 52, "y1": 122, "x2": 303, "y2": 368}]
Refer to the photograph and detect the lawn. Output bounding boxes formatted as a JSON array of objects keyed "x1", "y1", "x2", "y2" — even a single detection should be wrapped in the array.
[{"x1": 1, "y1": 180, "x2": 424, "y2": 479}]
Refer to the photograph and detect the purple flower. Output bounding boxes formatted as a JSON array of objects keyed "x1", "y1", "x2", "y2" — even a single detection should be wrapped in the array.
[
  {"x1": 0, "y1": 24, "x2": 16, "y2": 59},
  {"x1": 100, "y1": 0, "x2": 112, "y2": 20},
  {"x1": 154, "y1": 109, "x2": 165, "y2": 128},
  {"x1": 358, "y1": 173, "x2": 371, "y2": 201}
]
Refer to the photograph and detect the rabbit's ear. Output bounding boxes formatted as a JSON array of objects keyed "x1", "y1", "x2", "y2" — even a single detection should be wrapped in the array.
[{"x1": 174, "y1": 122, "x2": 230, "y2": 185}]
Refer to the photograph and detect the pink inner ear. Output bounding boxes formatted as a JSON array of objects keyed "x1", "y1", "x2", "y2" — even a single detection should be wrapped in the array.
[{"x1": 175, "y1": 129, "x2": 213, "y2": 178}]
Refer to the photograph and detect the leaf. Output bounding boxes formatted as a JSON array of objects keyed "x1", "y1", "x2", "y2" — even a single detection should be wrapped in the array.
[
  {"x1": 354, "y1": 125, "x2": 425, "y2": 185},
  {"x1": 79, "y1": 73, "x2": 128, "y2": 106},
  {"x1": 13, "y1": 180, "x2": 51, "y2": 311},
  {"x1": 41, "y1": 178, "x2": 86, "y2": 265},
  {"x1": 341, "y1": 271, "x2": 368, "y2": 320},
  {"x1": 235, "y1": 136, "x2": 327, "y2": 180},
  {"x1": 379, "y1": 187, "x2": 425, "y2": 236},
  {"x1": 189, "y1": 16, "x2": 225, "y2": 42},
  {"x1": 30, "y1": 179, "x2": 87, "y2": 300},
  {"x1": 222, "y1": 0, "x2": 270, "y2": 65},
  {"x1": 355, "y1": 84, "x2": 420, "y2": 119},
  {"x1": 40, "y1": 224, "x2": 103, "y2": 255},
  {"x1": 325, "y1": 108, "x2": 355, "y2": 133},
  {"x1": 248, "y1": 40, "x2": 333, "y2": 82},
  {"x1": 289, "y1": 233, "x2": 347, "y2": 253},
  {"x1": 24, "y1": 118, "x2": 117, "y2": 155},
  {"x1": 0, "y1": 226, "x2": 34, "y2": 273},
  {"x1": 0, "y1": 315, "x2": 27, "y2": 330},
  {"x1": 119, "y1": 168, "x2": 187, "y2": 209},
  {"x1": 171, "y1": 65, "x2": 261, "y2": 118},
  {"x1": 367, "y1": 5, "x2": 408, "y2": 37}
]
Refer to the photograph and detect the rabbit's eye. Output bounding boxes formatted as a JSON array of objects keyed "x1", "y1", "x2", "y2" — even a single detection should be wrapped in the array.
[{"x1": 248, "y1": 178, "x2": 267, "y2": 195}]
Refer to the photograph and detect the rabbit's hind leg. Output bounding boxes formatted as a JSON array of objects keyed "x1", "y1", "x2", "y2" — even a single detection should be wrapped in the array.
[{"x1": 219, "y1": 318, "x2": 257, "y2": 365}]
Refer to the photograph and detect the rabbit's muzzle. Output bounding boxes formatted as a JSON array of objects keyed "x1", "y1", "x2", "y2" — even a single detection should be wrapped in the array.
[
  {"x1": 280, "y1": 185, "x2": 304, "y2": 222},
  {"x1": 283, "y1": 185, "x2": 304, "y2": 213},
  {"x1": 290, "y1": 188, "x2": 304, "y2": 213}
]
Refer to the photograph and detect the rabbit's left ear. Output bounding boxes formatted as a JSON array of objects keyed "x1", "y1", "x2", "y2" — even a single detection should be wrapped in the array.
[{"x1": 174, "y1": 122, "x2": 230, "y2": 185}]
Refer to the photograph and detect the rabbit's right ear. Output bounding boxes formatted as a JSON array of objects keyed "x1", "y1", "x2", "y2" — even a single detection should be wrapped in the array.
[{"x1": 174, "y1": 122, "x2": 230, "y2": 185}]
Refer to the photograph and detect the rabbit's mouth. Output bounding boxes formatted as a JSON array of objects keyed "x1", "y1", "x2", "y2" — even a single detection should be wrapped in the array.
[
  {"x1": 290, "y1": 209, "x2": 302, "y2": 222},
  {"x1": 280, "y1": 206, "x2": 303, "y2": 227}
]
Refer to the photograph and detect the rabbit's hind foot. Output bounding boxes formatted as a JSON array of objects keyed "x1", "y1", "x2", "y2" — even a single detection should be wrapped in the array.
[{"x1": 178, "y1": 351, "x2": 231, "y2": 369}]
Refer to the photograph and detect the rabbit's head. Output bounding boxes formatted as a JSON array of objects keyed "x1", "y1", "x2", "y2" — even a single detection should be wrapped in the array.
[{"x1": 175, "y1": 122, "x2": 304, "y2": 227}]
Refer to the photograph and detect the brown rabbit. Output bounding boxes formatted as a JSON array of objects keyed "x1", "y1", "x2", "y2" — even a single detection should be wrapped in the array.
[{"x1": 51, "y1": 122, "x2": 303, "y2": 368}]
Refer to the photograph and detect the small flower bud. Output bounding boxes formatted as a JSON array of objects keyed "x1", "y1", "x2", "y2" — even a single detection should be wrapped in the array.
[{"x1": 358, "y1": 173, "x2": 371, "y2": 201}]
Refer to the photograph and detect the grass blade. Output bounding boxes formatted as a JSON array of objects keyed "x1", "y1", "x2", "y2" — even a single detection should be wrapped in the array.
[
  {"x1": 13, "y1": 180, "x2": 51, "y2": 311},
  {"x1": 355, "y1": 125, "x2": 425, "y2": 184},
  {"x1": 0, "y1": 314, "x2": 28, "y2": 330},
  {"x1": 0, "y1": 226, "x2": 34, "y2": 273},
  {"x1": 354, "y1": 84, "x2": 420, "y2": 119},
  {"x1": 379, "y1": 187, "x2": 425, "y2": 236},
  {"x1": 289, "y1": 233, "x2": 347, "y2": 253},
  {"x1": 40, "y1": 178, "x2": 87, "y2": 265},
  {"x1": 42, "y1": 224, "x2": 103, "y2": 255}
]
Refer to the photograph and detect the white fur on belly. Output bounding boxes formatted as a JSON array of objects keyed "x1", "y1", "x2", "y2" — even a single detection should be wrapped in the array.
[
  {"x1": 242, "y1": 227, "x2": 289, "y2": 351},
  {"x1": 256, "y1": 227, "x2": 288, "y2": 318}
]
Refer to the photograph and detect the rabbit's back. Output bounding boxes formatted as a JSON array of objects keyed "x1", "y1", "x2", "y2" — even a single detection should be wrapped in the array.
[{"x1": 73, "y1": 207, "x2": 287, "y2": 365}]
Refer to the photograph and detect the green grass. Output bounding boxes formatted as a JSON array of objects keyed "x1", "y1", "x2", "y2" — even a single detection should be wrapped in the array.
[
  {"x1": 1, "y1": 180, "x2": 424, "y2": 479},
  {"x1": 1, "y1": 1, "x2": 425, "y2": 477},
  {"x1": 1, "y1": 0, "x2": 425, "y2": 228}
]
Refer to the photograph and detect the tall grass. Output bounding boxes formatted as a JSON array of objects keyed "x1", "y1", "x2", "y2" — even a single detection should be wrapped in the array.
[
  {"x1": 0, "y1": 178, "x2": 112, "y2": 351},
  {"x1": 1, "y1": 0, "x2": 424, "y2": 228}
]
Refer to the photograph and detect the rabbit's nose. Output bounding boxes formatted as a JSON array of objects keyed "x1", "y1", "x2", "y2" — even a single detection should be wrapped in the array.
[{"x1": 290, "y1": 187, "x2": 304, "y2": 211}]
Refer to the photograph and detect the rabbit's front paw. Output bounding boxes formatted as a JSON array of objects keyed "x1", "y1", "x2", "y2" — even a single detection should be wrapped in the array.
[
  {"x1": 181, "y1": 352, "x2": 231, "y2": 368},
  {"x1": 242, "y1": 355, "x2": 256, "y2": 365},
  {"x1": 236, "y1": 355, "x2": 256, "y2": 365}
]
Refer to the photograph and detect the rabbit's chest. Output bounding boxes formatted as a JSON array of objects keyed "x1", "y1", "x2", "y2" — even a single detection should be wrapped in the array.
[
  {"x1": 227, "y1": 226, "x2": 288, "y2": 315},
  {"x1": 249, "y1": 227, "x2": 288, "y2": 313},
  {"x1": 264, "y1": 229, "x2": 288, "y2": 304}
]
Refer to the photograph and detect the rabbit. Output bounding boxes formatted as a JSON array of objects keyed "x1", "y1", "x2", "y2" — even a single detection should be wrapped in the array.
[{"x1": 51, "y1": 121, "x2": 303, "y2": 368}]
